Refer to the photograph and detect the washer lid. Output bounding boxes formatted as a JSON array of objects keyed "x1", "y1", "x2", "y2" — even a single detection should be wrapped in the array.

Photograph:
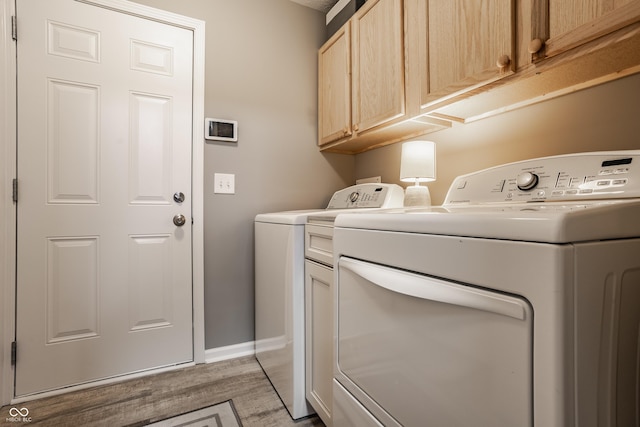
[
  {"x1": 255, "y1": 209, "x2": 326, "y2": 225},
  {"x1": 335, "y1": 199, "x2": 640, "y2": 243},
  {"x1": 254, "y1": 183, "x2": 405, "y2": 225}
]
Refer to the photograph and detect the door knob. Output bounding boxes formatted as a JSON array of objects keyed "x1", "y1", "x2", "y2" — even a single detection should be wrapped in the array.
[
  {"x1": 173, "y1": 192, "x2": 185, "y2": 203},
  {"x1": 173, "y1": 214, "x2": 186, "y2": 227}
]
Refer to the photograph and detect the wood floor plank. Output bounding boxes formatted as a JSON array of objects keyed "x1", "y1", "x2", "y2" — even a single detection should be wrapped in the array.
[{"x1": 0, "y1": 356, "x2": 325, "y2": 427}]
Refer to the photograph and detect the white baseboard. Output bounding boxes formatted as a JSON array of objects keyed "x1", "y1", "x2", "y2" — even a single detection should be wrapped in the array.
[{"x1": 204, "y1": 341, "x2": 255, "y2": 364}]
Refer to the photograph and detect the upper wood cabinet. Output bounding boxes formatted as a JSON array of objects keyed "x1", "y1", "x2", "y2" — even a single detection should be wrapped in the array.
[
  {"x1": 318, "y1": 0, "x2": 640, "y2": 153},
  {"x1": 318, "y1": 24, "x2": 352, "y2": 146},
  {"x1": 318, "y1": 0, "x2": 408, "y2": 148},
  {"x1": 416, "y1": 0, "x2": 516, "y2": 111},
  {"x1": 432, "y1": 0, "x2": 640, "y2": 122},
  {"x1": 352, "y1": 0, "x2": 406, "y2": 133},
  {"x1": 318, "y1": 0, "x2": 450, "y2": 153},
  {"x1": 541, "y1": 0, "x2": 640, "y2": 58}
]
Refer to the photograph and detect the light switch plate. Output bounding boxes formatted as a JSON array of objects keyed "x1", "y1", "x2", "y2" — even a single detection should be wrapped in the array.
[{"x1": 214, "y1": 173, "x2": 235, "y2": 194}]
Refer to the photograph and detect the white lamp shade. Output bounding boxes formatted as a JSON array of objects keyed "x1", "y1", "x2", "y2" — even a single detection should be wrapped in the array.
[{"x1": 400, "y1": 141, "x2": 436, "y2": 183}]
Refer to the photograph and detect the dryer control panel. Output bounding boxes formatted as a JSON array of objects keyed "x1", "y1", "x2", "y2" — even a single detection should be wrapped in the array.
[{"x1": 445, "y1": 150, "x2": 640, "y2": 205}]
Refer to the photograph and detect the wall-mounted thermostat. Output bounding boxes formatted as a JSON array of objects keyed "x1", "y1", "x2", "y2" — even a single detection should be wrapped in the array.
[{"x1": 205, "y1": 118, "x2": 238, "y2": 142}]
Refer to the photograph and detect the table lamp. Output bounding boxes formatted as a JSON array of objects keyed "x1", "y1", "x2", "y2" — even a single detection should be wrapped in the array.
[{"x1": 400, "y1": 140, "x2": 436, "y2": 207}]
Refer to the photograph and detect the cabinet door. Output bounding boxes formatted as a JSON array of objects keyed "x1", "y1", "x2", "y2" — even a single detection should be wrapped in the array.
[
  {"x1": 352, "y1": 0, "x2": 406, "y2": 134},
  {"x1": 318, "y1": 25, "x2": 352, "y2": 146},
  {"x1": 420, "y1": 0, "x2": 515, "y2": 109},
  {"x1": 305, "y1": 260, "x2": 333, "y2": 426},
  {"x1": 544, "y1": 0, "x2": 640, "y2": 57}
]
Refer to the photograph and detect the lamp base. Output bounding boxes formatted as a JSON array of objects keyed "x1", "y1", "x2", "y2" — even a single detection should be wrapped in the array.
[{"x1": 404, "y1": 185, "x2": 431, "y2": 207}]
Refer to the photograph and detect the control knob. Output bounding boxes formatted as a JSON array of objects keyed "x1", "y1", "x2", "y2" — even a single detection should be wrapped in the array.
[
  {"x1": 516, "y1": 172, "x2": 539, "y2": 191},
  {"x1": 349, "y1": 191, "x2": 360, "y2": 203}
]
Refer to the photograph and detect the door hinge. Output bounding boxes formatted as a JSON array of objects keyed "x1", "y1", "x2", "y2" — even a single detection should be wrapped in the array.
[
  {"x1": 11, "y1": 16, "x2": 17, "y2": 41},
  {"x1": 12, "y1": 178, "x2": 18, "y2": 203},
  {"x1": 11, "y1": 341, "x2": 17, "y2": 366}
]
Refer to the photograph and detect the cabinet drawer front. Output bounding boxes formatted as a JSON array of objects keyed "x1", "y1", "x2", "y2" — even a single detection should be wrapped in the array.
[{"x1": 305, "y1": 224, "x2": 334, "y2": 266}]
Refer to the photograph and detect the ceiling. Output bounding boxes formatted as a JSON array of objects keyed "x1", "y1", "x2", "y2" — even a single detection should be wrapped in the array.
[{"x1": 289, "y1": 0, "x2": 340, "y2": 13}]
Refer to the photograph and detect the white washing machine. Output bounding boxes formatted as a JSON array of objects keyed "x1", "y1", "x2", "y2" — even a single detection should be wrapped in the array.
[
  {"x1": 332, "y1": 151, "x2": 640, "y2": 427},
  {"x1": 254, "y1": 183, "x2": 404, "y2": 420}
]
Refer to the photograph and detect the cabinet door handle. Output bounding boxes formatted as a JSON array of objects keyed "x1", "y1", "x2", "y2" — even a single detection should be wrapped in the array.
[
  {"x1": 496, "y1": 54, "x2": 511, "y2": 69},
  {"x1": 528, "y1": 38, "x2": 544, "y2": 54}
]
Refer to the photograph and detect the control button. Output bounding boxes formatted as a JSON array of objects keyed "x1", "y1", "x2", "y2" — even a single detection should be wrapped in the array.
[
  {"x1": 565, "y1": 190, "x2": 578, "y2": 195},
  {"x1": 614, "y1": 168, "x2": 629, "y2": 174},
  {"x1": 537, "y1": 190, "x2": 546, "y2": 197},
  {"x1": 516, "y1": 172, "x2": 539, "y2": 191},
  {"x1": 551, "y1": 190, "x2": 564, "y2": 197},
  {"x1": 579, "y1": 189, "x2": 593, "y2": 194},
  {"x1": 597, "y1": 180, "x2": 610, "y2": 186},
  {"x1": 599, "y1": 169, "x2": 613, "y2": 175},
  {"x1": 612, "y1": 179, "x2": 627, "y2": 186}
]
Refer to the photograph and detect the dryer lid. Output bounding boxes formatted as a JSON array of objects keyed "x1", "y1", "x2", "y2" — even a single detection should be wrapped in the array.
[{"x1": 334, "y1": 199, "x2": 640, "y2": 243}]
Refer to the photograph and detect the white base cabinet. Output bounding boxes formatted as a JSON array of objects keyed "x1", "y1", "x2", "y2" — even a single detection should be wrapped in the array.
[
  {"x1": 304, "y1": 222, "x2": 335, "y2": 426},
  {"x1": 305, "y1": 260, "x2": 333, "y2": 426}
]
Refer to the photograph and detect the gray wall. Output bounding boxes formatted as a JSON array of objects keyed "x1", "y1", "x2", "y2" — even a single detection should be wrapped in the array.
[
  {"x1": 131, "y1": 0, "x2": 355, "y2": 349},
  {"x1": 356, "y1": 73, "x2": 640, "y2": 205},
  {"x1": 131, "y1": 0, "x2": 640, "y2": 351}
]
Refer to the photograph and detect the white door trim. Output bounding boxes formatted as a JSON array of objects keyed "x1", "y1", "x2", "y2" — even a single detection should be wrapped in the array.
[
  {"x1": 0, "y1": 0, "x2": 206, "y2": 405},
  {"x1": 0, "y1": 0, "x2": 18, "y2": 407}
]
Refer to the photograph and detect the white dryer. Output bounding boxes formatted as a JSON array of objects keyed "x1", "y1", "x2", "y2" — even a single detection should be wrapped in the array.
[
  {"x1": 254, "y1": 183, "x2": 404, "y2": 420},
  {"x1": 332, "y1": 151, "x2": 640, "y2": 427}
]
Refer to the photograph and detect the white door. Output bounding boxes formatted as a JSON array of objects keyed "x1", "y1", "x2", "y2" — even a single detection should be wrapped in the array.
[{"x1": 15, "y1": 0, "x2": 194, "y2": 396}]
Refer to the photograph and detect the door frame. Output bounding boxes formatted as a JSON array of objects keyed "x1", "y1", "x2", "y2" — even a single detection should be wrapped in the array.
[{"x1": 0, "y1": 0, "x2": 206, "y2": 405}]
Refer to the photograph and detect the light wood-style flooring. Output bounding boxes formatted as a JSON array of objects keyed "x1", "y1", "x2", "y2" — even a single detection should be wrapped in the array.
[{"x1": 0, "y1": 356, "x2": 325, "y2": 427}]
